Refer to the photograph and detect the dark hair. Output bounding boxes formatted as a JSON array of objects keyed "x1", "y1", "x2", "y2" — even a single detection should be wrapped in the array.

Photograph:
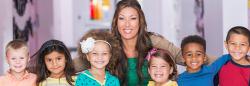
[
  {"x1": 148, "y1": 49, "x2": 178, "y2": 80},
  {"x1": 33, "y1": 40, "x2": 75, "y2": 85},
  {"x1": 181, "y1": 35, "x2": 206, "y2": 54},
  {"x1": 226, "y1": 26, "x2": 250, "y2": 62},
  {"x1": 77, "y1": 29, "x2": 120, "y2": 76},
  {"x1": 226, "y1": 26, "x2": 250, "y2": 44},
  {"x1": 6, "y1": 39, "x2": 28, "y2": 55},
  {"x1": 111, "y1": 0, "x2": 152, "y2": 85}
]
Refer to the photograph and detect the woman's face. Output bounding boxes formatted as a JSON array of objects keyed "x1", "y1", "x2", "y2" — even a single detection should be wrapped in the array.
[{"x1": 117, "y1": 7, "x2": 140, "y2": 40}]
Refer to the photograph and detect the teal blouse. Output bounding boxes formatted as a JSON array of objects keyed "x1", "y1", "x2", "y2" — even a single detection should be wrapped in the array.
[
  {"x1": 76, "y1": 70, "x2": 120, "y2": 86},
  {"x1": 127, "y1": 58, "x2": 150, "y2": 86}
]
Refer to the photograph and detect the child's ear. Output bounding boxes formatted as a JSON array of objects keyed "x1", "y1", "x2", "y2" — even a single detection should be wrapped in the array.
[
  {"x1": 204, "y1": 54, "x2": 208, "y2": 62},
  {"x1": 248, "y1": 49, "x2": 250, "y2": 54},
  {"x1": 5, "y1": 54, "x2": 10, "y2": 64},
  {"x1": 28, "y1": 53, "x2": 30, "y2": 61},
  {"x1": 6, "y1": 57, "x2": 10, "y2": 64},
  {"x1": 148, "y1": 68, "x2": 151, "y2": 74},
  {"x1": 224, "y1": 41, "x2": 229, "y2": 50},
  {"x1": 170, "y1": 67, "x2": 173, "y2": 74},
  {"x1": 86, "y1": 54, "x2": 90, "y2": 61}
]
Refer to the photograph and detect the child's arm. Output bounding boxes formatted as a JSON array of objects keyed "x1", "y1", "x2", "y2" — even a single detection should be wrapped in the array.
[
  {"x1": 149, "y1": 33, "x2": 183, "y2": 65},
  {"x1": 208, "y1": 54, "x2": 231, "y2": 73}
]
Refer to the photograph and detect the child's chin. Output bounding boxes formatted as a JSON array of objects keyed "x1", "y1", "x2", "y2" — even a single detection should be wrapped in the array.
[
  {"x1": 154, "y1": 79, "x2": 168, "y2": 83},
  {"x1": 12, "y1": 69, "x2": 25, "y2": 73}
]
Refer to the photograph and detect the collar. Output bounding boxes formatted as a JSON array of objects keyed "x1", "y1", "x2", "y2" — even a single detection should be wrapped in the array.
[
  {"x1": 83, "y1": 70, "x2": 107, "y2": 85},
  {"x1": 6, "y1": 69, "x2": 30, "y2": 81}
]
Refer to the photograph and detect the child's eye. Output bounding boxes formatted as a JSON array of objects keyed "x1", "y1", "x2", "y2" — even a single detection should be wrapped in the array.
[
  {"x1": 90, "y1": 53, "x2": 97, "y2": 55},
  {"x1": 20, "y1": 57, "x2": 24, "y2": 59},
  {"x1": 230, "y1": 42, "x2": 236, "y2": 45},
  {"x1": 185, "y1": 53, "x2": 192, "y2": 57},
  {"x1": 47, "y1": 59, "x2": 52, "y2": 62},
  {"x1": 11, "y1": 58, "x2": 16, "y2": 60},
  {"x1": 196, "y1": 53, "x2": 202, "y2": 56},
  {"x1": 103, "y1": 52, "x2": 109, "y2": 55},
  {"x1": 131, "y1": 17, "x2": 137, "y2": 20},
  {"x1": 241, "y1": 43, "x2": 248, "y2": 46},
  {"x1": 161, "y1": 65, "x2": 166, "y2": 68},
  {"x1": 151, "y1": 65, "x2": 157, "y2": 68},
  {"x1": 118, "y1": 17, "x2": 124, "y2": 20},
  {"x1": 57, "y1": 57, "x2": 61, "y2": 60}
]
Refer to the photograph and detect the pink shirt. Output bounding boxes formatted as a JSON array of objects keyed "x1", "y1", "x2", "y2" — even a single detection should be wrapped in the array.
[{"x1": 0, "y1": 70, "x2": 37, "y2": 86}]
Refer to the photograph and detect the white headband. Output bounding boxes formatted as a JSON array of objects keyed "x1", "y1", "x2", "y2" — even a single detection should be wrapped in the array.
[{"x1": 80, "y1": 37, "x2": 111, "y2": 53}]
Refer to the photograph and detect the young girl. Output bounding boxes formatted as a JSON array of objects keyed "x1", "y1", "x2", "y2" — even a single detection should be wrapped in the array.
[
  {"x1": 219, "y1": 26, "x2": 250, "y2": 86},
  {"x1": 34, "y1": 40, "x2": 76, "y2": 86},
  {"x1": 147, "y1": 48, "x2": 178, "y2": 86},
  {"x1": 75, "y1": 30, "x2": 120, "y2": 86}
]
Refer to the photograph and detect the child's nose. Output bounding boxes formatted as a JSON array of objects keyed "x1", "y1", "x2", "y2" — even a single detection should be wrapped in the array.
[
  {"x1": 16, "y1": 60, "x2": 21, "y2": 64},
  {"x1": 234, "y1": 45, "x2": 242, "y2": 50},
  {"x1": 97, "y1": 54, "x2": 103, "y2": 59},
  {"x1": 191, "y1": 55, "x2": 197, "y2": 60},
  {"x1": 52, "y1": 60, "x2": 58, "y2": 66},
  {"x1": 155, "y1": 67, "x2": 161, "y2": 72}
]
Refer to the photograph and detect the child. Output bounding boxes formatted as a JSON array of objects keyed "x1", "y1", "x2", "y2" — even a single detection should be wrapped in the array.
[
  {"x1": 146, "y1": 48, "x2": 178, "y2": 86},
  {"x1": 177, "y1": 35, "x2": 230, "y2": 86},
  {"x1": 75, "y1": 34, "x2": 120, "y2": 86},
  {"x1": 0, "y1": 39, "x2": 37, "y2": 86},
  {"x1": 219, "y1": 26, "x2": 250, "y2": 86},
  {"x1": 34, "y1": 40, "x2": 76, "y2": 86}
]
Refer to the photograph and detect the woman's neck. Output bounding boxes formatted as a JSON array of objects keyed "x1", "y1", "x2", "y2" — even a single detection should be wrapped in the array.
[
  {"x1": 122, "y1": 38, "x2": 137, "y2": 49},
  {"x1": 10, "y1": 70, "x2": 26, "y2": 80},
  {"x1": 122, "y1": 38, "x2": 138, "y2": 58}
]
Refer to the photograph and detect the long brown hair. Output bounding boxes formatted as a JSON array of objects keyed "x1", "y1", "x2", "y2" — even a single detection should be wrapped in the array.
[
  {"x1": 111, "y1": 0, "x2": 152, "y2": 85},
  {"x1": 33, "y1": 40, "x2": 76, "y2": 86}
]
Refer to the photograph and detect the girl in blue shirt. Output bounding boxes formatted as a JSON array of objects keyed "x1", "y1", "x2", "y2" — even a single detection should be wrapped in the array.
[{"x1": 75, "y1": 36, "x2": 120, "y2": 86}]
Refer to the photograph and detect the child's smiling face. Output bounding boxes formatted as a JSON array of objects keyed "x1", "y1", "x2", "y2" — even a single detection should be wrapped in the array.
[
  {"x1": 87, "y1": 41, "x2": 111, "y2": 70},
  {"x1": 7, "y1": 47, "x2": 29, "y2": 73},
  {"x1": 225, "y1": 34, "x2": 250, "y2": 63},
  {"x1": 148, "y1": 57, "x2": 173, "y2": 84},
  {"x1": 45, "y1": 51, "x2": 66, "y2": 78},
  {"x1": 183, "y1": 43, "x2": 206, "y2": 73}
]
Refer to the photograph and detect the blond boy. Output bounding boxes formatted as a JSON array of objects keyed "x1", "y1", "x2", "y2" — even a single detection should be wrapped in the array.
[{"x1": 0, "y1": 40, "x2": 36, "y2": 86}]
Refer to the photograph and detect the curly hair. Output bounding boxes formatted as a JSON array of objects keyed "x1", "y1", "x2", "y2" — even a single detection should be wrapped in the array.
[
  {"x1": 77, "y1": 29, "x2": 121, "y2": 76},
  {"x1": 181, "y1": 35, "x2": 206, "y2": 53}
]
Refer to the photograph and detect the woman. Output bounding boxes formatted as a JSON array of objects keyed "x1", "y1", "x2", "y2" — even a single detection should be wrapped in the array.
[
  {"x1": 111, "y1": 0, "x2": 182, "y2": 86},
  {"x1": 73, "y1": 0, "x2": 216, "y2": 86}
]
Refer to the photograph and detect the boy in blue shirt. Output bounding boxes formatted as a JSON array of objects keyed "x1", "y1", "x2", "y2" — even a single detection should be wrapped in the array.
[{"x1": 177, "y1": 35, "x2": 230, "y2": 86}]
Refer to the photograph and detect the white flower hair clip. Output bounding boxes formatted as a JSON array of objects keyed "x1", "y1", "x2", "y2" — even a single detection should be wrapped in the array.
[{"x1": 80, "y1": 37, "x2": 95, "y2": 53}]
